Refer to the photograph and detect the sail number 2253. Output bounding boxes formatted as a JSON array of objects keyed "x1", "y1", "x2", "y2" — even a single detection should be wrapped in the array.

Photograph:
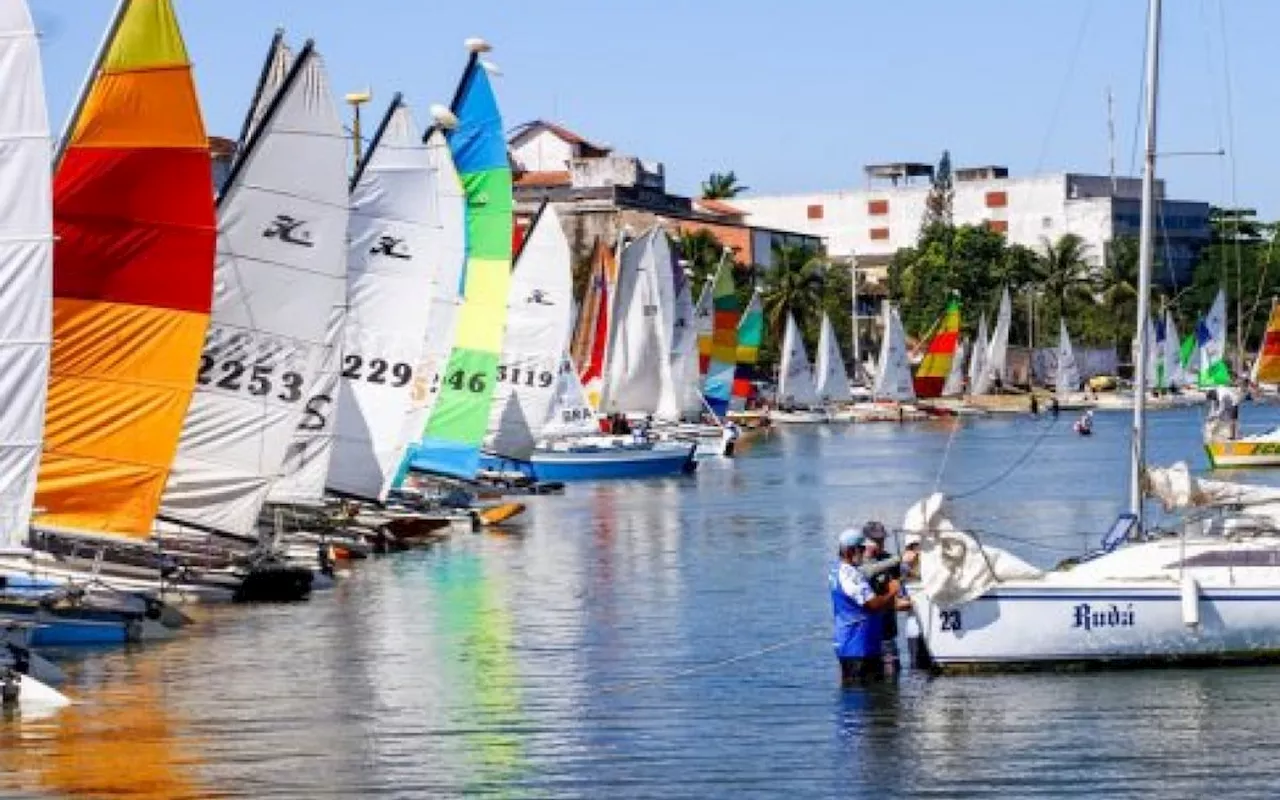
[{"x1": 198, "y1": 357, "x2": 305, "y2": 403}]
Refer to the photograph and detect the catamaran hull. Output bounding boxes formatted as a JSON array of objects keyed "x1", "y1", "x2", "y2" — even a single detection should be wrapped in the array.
[
  {"x1": 912, "y1": 584, "x2": 1280, "y2": 672},
  {"x1": 1205, "y1": 439, "x2": 1280, "y2": 469}
]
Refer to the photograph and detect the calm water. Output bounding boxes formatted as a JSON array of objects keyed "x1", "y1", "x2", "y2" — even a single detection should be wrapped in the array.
[{"x1": 7, "y1": 405, "x2": 1280, "y2": 799}]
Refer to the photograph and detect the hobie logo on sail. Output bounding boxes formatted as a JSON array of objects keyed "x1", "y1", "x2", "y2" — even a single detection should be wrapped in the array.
[
  {"x1": 1072, "y1": 603, "x2": 1135, "y2": 632},
  {"x1": 263, "y1": 214, "x2": 315, "y2": 248},
  {"x1": 371, "y1": 235, "x2": 410, "y2": 260},
  {"x1": 527, "y1": 289, "x2": 553, "y2": 306}
]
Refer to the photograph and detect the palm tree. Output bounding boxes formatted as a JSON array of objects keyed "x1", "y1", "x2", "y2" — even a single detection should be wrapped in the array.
[
  {"x1": 701, "y1": 170, "x2": 748, "y2": 200},
  {"x1": 1099, "y1": 236, "x2": 1140, "y2": 350},
  {"x1": 1035, "y1": 233, "x2": 1096, "y2": 325},
  {"x1": 761, "y1": 244, "x2": 826, "y2": 344},
  {"x1": 677, "y1": 228, "x2": 732, "y2": 291}
]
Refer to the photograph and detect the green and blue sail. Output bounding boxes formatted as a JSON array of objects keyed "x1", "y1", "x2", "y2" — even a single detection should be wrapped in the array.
[{"x1": 402, "y1": 55, "x2": 512, "y2": 479}]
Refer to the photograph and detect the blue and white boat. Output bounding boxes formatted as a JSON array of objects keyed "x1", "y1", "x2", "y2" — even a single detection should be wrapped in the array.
[{"x1": 480, "y1": 437, "x2": 696, "y2": 482}]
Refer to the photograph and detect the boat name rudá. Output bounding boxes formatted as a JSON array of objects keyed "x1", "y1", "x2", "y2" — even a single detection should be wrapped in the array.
[{"x1": 1072, "y1": 603, "x2": 1136, "y2": 632}]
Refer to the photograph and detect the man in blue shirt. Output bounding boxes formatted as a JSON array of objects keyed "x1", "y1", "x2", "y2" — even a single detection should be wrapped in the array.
[{"x1": 829, "y1": 529, "x2": 901, "y2": 686}]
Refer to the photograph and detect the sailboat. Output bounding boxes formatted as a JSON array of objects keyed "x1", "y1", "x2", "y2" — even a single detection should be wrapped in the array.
[
  {"x1": 701, "y1": 258, "x2": 739, "y2": 418},
  {"x1": 814, "y1": 312, "x2": 857, "y2": 422},
  {"x1": 1204, "y1": 301, "x2": 1280, "y2": 467},
  {"x1": 970, "y1": 287, "x2": 1011, "y2": 395},
  {"x1": 772, "y1": 313, "x2": 826, "y2": 423},
  {"x1": 10, "y1": 0, "x2": 240, "y2": 613},
  {"x1": 905, "y1": 0, "x2": 1280, "y2": 672},
  {"x1": 156, "y1": 40, "x2": 348, "y2": 601},
  {"x1": 858, "y1": 303, "x2": 922, "y2": 421},
  {"x1": 572, "y1": 239, "x2": 616, "y2": 411}
]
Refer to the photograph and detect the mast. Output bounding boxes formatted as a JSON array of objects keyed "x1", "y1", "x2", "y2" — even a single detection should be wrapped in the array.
[
  {"x1": 53, "y1": 0, "x2": 128, "y2": 169},
  {"x1": 1130, "y1": 0, "x2": 1162, "y2": 527}
]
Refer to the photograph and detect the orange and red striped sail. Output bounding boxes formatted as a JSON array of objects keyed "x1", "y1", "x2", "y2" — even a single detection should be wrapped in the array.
[
  {"x1": 35, "y1": 0, "x2": 215, "y2": 536},
  {"x1": 573, "y1": 239, "x2": 615, "y2": 408},
  {"x1": 1256, "y1": 303, "x2": 1280, "y2": 384},
  {"x1": 913, "y1": 297, "x2": 961, "y2": 398}
]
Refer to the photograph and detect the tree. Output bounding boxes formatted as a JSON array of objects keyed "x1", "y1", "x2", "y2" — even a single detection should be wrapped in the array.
[
  {"x1": 1034, "y1": 233, "x2": 1096, "y2": 331},
  {"x1": 678, "y1": 228, "x2": 733, "y2": 293},
  {"x1": 761, "y1": 243, "x2": 826, "y2": 346},
  {"x1": 1185, "y1": 207, "x2": 1280, "y2": 358},
  {"x1": 701, "y1": 170, "x2": 748, "y2": 200},
  {"x1": 920, "y1": 150, "x2": 954, "y2": 232}
]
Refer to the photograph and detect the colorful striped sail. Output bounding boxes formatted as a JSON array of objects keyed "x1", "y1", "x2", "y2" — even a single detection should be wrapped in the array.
[
  {"x1": 694, "y1": 277, "x2": 713, "y2": 376},
  {"x1": 572, "y1": 239, "x2": 614, "y2": 410},
  {"x1": 731, "y1": 292, "x2": 763, "y2": 411},
  {"x1": 1255, "y1": 302, "x2": 1280, "y2": 384},
  {"x1": 36, "y1": 0, "x2": 216, "y2": 537},
  {"x1": 913, "y1": 297, "x2": 960, "y2": 398},
  {"x1": 408, "y1": 48, "x2": 513, "y2": 479},
  {"x1": 0, "y1": 0, "x2": 53, "y2": 545},
  {"x1": 702, "y1": 261, "x2": 739, "y2": 416}
]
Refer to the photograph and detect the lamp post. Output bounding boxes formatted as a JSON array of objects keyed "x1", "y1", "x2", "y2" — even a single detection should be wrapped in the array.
[{"x1": 346, "y1": 89, "x2": 373, "y2": 167}]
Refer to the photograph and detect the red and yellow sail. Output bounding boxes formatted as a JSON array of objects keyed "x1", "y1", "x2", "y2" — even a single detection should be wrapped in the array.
[
  {"x1": 573, "y1": 239, "x2": 616, "y2": 408},
  {"x1": 913, "y1": 297, "x2": 961, "y2": 398},
  {"x1": 35, "y1": 0, "x2": 215, "y2": 536},
  {"x1": 1255, "y1": 303, "x2": 1280, "y2": 384}
]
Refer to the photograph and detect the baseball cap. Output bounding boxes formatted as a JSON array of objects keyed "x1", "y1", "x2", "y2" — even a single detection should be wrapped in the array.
[
  {"x1": 837, "y1": 528, "x2": 865, "y2": 551},
  {"x1": 862, "y1": 520, "x2": 887, "y2": 540}
]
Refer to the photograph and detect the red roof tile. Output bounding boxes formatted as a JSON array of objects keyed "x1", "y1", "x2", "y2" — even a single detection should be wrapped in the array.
[{"x1": 514, "y1": 170, "x2": 571, "y2": 188}]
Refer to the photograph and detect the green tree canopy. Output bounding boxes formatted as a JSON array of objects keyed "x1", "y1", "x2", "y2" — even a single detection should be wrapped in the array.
[{"x1": 700, "y1": 170, "x2": 748, "y2": 200}]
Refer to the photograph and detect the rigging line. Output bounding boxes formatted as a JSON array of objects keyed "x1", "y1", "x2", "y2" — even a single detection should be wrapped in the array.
[
  {"x1": 1215, "y1": 0, "x2": 1251, "y2": 352},
  {"x1": 599, "y1": 628, "x2": 828, "y2": 694},
  {"x1": 1127, "y1": 3, "x2": 1149, "y2": 179},
  {"x1": 1033, "y1": 0, "x2": 1097, "y2": 174},
  {"x1": 948, "y1": 416, "x2": 1059, "y2": 501}
]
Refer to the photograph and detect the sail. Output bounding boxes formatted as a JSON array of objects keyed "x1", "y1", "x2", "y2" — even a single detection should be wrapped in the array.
[
  {"x1": 1152, "y1": 315, "x2": 1167, "y2": 390},
  {"x1": 731, "y1": 292, "x2": 763, "y2": 411},
  {"x1": 327, "y1": 100, "x2": 457, "y2": 501},
  {"x1": 1254, "y1": 302, "x2": 1280, "y2": 385},
  {"x1": 695, "y1": 278, "x2": 714, "y2": 376},
  {"x1": 814, "y1": 313, "x2": 852, "y2": 404},
  {"x1": 973, "y1": 288, "x2": 1010, "y2": 394},
  {"x1": 542, "y1": 355, "x2": 600, "y2": 439},
  {"x1": 237, "y1": 30, "x2": 292, "y2": 152},
  {"x1": 702, "y1": 260, "x2": 739, "y2": 416},
  {"x1": 600, "y1": 227, "x2": 677, "y2": 417},
  {"x1": 0, "y1": 0, "x2": 52, "y2": 545},
  {"x1": 942, "y1": 339, "x2": 966, "y2": 397},
  {"x1": 778, "y1": 313, "x2": 819, "y2": 407},
  {"x1": 485, "y1": 205, "x2": 573, "y2": 460},
  {"x1": 669, "y1": 256, "x2": 703, "y2": 419},
  {"x1": 572, "y1": 240, "x2": 614, "y2": 409},
  {"x1": 158, "y1": 44, "x2": 348, "y2": 538},
  {"x1": 1164, "y1": 310, "x2": 1184, "y2": 388},
  {"x1": 36, "y1": 0, "x2": 216, "y2": 537},
  {"x1": 873, "y1": 304, "x2": 916, "y2": 402},
  {"x1": 913, "y1": 297, "x2": 960, "y2": 398},
  {"x1": 967, "y1": 313, "x2": 989, "y2": 394},
  {"x1": 1055, "y1": 320, "x2": 1080, "y2": 396},
  {"x1": 407, "y1": 52, "x2": 513, "y2": 479},
  {"x1": 1196, "y1": 289, "x2": 1231, "y2": 387}
]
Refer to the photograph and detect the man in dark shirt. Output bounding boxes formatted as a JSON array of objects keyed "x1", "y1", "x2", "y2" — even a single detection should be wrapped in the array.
[{"x1": 862, "y1": 520, "x2": 913, "y2": 676}]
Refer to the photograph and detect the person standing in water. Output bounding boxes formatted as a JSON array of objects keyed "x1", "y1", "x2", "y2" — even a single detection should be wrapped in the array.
[{"x1": 829, "y1": 529, "x2": 901, "y2": 686}]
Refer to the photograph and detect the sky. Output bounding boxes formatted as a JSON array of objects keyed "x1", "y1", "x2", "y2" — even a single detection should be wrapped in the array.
[{"x1": 26, "y1": 0, "x2": 1280, "y2": 217}]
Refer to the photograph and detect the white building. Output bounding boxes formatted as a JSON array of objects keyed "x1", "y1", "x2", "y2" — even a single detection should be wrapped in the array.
[{"x1": 734, "y1": 164, "x2": 1210, "y2": 285}]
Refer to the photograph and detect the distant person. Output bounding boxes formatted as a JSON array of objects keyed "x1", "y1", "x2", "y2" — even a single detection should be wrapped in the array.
[
  {"x1": 829, "y1": 529, "x2": 900, "y2": 686},
  {"x1": 900, "y1": 533, "x2": 930, "y2": 670},
  {"x1": 1029, "y1": 394, "x2": 1039, "y2": 415},
  {"x1": 862, "y1": 521, "x2": 915, "y2": 676},
  {"x1": 1049, "y1": 396, "x2": 1060, "y2": 419}
]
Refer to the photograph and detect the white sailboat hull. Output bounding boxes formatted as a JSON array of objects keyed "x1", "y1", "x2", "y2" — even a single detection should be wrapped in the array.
[{"x1": 769, "y1": 409, "x2": 829, "y2": 424}]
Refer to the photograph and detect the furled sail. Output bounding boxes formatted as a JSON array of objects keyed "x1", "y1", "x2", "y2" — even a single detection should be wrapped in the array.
[
  {"x1": 1254, "y1": 302, "x2": 1280, "y2": 385},
  {"x1": 572, "y1": 239, "x2": 615, "y2": 410},
  {"x1": 778, "y1": 313, "x2": 819, "y2": 407},
  {"x1": 731, "y1": 292, "x2": 763, "y2": 412},
  {"x1": 406, "y1": 47, "x2": 513, "y2": 479},
  {"x1": 872, "y1": 304, "x2": 916, "y2": 402},
  {"x1": 158, "y1": 43, "x2": 348, "y2": 538},
  {"x1": 600, "y1": 227, "x2": 677, "y2": 417},
  {"x1": 36, "y1": 0, "x2": 216, "y2": 537},
  {"x1": 913, "y1": 296, "x2": 960, "y2": 398},
  {"x1": 485, "y1": 204, "x2": 573, "y2": 460},
  {"x1": 1055, "y1": 319, "x2": 1080, "y2": 396},
  {"x1": 967, "y1": 313, "x2": 989, "y2": 395},
  {"x1": 972, "y1": 288, "x2": 1009, "y2": 395},
  {"x1": 327, "y1": 98, "x2": 460, "y2": 502},
  {"x1": 814, "y1": 312, "x2": 852, "y2": 404},
  {"x1": 542, "y1": 355, "x2": 600, "y2": 439},
  {"x1": 0, "y1": 0, "x2": 52, "y2": 545},
  {"x1": 669, "y1": 246, "x2": 702, "y2": 419},
  {"x1": 941, "y1": 339, "x2": 966, "y2": 397},
  {"x1": 702, "y1": 259, "x2": 739, "y2": 416}
]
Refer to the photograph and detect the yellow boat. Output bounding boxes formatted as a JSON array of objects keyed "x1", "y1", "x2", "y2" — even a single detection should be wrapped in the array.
[
  {"x1": 1204, "y1": 302, "x2": 1280, "y2": 468},
  {"x1": 1205, "y1": 436, "x2": 1280, "y2": 469}
]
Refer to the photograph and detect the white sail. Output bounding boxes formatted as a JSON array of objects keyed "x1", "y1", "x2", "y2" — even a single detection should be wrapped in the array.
[
  {"x1": 0, "y1": 0, "x2": 51, "y2": 545},
  {"x1": 778, "y1": 313, "x2": 820, "y2": 407},
  {"x1": 268, "y1": 304, "x2": 343, "y2": 505},
  {"x1": 941, "y1": 339, "x2": 967, "y2": 397},
  {"x1": 159, "y1": 47, "x2": 348, "y2": 538},
  {"x1": 872, "y1": 304, "x2": 916, "y2": 402},
  {"x1": 601, "y1": 228, "x2": 678, "y2": 418},
  {"x1": 1055, "y1": 320, "x2": 1080, "y2": 396},
  {"x1": 973, "y1": 289, "x2": 1010, "y2": 394},
  {"x1": 391, "y1": 128, "x2": 466, "y2": 484},
  {"x1": 484, "y1": 205, "x2": 573, "y2": 460},
  {"x1": 967, "y1": 313, "x2": 988, "y2": 394},
  {"x1": 324, "y1": 102, "x2": 450, "y2": 501},
  {"x1": 1198, "y1": 289, "x2": 1229, "y2": 382},
  {"x1": 1143, "y1": 315, "x2": 1160, "y2": 390},
  {"x1": 814, "y1": 312, "x2": 852, "y2": 404},
  {"x1": 240, "y1": 34, "x2": 293, "y2": 150},
  {"x1": 542, "y1": 355, "x2": 600, "y2": 439},
  {"x1": 669, "y1": 255, "x2": 702, "y2": 419},
  {"x1": 1164, "y1": 311, "x2": 1184, "y2": 387}
]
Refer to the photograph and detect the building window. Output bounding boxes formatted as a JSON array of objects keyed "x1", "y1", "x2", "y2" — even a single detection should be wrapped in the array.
[
  {"x1": 869, "y1": 227, "x2": 890, "y2": 241},
  {"x1": 985, "y1": 191, "x2": 1008, "y2": 209},
  {"x1": 986, "y1": 220, "x2": 1008, "y2": 234},
  {"x1": 868, "y1": 199, "x2": 889, "y2": 216},
  {"x1": 1042, "y1": 216, "x2": 1053, "y2": 229},
  {"x1": 807, "y1": 204, "x2": 824, "y2": 220}
]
